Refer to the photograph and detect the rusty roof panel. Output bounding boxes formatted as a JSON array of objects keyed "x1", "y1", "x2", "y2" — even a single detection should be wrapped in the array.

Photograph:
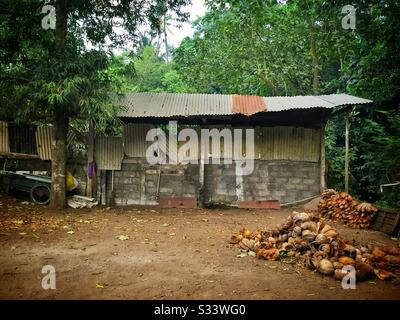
[{"x1": 233, "y1": 95, "x2": 266, "y2": 116}]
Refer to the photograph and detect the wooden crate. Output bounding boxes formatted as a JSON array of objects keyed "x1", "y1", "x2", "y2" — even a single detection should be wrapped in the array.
[{"x1": 371, "y1": 207, "x2": 400, "y2": 235}]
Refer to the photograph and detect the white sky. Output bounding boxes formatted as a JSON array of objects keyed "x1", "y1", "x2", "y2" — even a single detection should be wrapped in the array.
[{"x1": 168, "y1": 0, "x2": 206, "y2": 48}]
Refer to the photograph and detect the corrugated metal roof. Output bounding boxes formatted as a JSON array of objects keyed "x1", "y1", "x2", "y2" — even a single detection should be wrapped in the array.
[
  {"x1": 95, "y1": 136, "x2": 124, "y2": 170},
  {"x1": 318, "y1": 94, "x2": 372, "y2": 106},
  {"x1": 263, "y1": 96, "x2": 333, "y2": 112},
  {"x1": 0, "y1": 121, "x2": 10, "y2": 153},
  {"x1": 117, "y1": 93, "x2": 372, "y2": 119}
]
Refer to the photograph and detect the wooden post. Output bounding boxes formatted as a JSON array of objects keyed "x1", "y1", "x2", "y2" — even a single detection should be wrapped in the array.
[
  {"x1": 320, "y1": 122, "x2": 326, "y2": 192},
  {"x1": 345, "y1": 111, "x2": 349, "y2": 193},
  {"x1": 86, "y1": 120, "x2": 95, "y2": 197}
]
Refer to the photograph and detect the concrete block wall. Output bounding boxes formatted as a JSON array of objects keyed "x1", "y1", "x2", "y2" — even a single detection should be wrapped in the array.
[
  {"x1": 203, "y1": 163, "x2": 237, "y2": 204},
  {"x1": 106, "y1": 158, "x2": 199, "y2": 206},
  {"x1": 244, "y1": 161, "x2": 320, "y2": 204},
  {"x1": 203, "y1": 160, "x2": 320, "y2": 205},
  {"x1": 105, "y1": 158, "x2": 320, "y2": 206}
]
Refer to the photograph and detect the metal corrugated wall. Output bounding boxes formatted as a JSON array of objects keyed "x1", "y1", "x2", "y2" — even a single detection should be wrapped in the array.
[
  {"x1": 0, "y1": 121, "x2": 10, "y2": 153},
  {"x1": 36, "y1": 125, "x2": 53, "y2": 160},
  {"x1": 8, "y1": 123, "x2": 37, "y2": 154},
  {"x1": 255, "y1": 126, "x2": 321, "y2": 162},
  {"x1": 123, "y1": 124, "x2": 154, "y2": 157},
  {"x1": 95, "y1": 136, "x2": 124, "y2": 170},
  {"x1": 119, "y1": 125, "x2": 320, "y2": 162}
]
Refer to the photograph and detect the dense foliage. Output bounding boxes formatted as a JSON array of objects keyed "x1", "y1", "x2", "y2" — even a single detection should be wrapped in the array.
[{"x1": 171, "y1": 0, "x2": 400, "y2": 208}]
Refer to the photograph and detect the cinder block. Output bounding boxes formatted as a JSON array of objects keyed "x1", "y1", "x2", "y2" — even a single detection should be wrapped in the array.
[
  {"x1": 159, "y1": 187, "x2": 173, "y2": 193},
  {"x1": 295, "y1": 184, "x2": 309, "y2": 191},
  {"x1": 272, "y1": 190, "x2": 287, "y2": 197},
  {"x1": 303, "y1": 178, "x2": 316, "y2": 185},
  {"x1": 289, "y1": 178, "x2": 302, "y2": 184},
  {"x1": 276, "y1": 178, "x2": 288, "y2": 184}
]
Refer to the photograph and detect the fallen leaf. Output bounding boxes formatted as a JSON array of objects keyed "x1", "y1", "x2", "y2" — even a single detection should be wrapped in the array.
[
  {"x1": 116, "y1": 235, "x2": 129, "y2": 241},
  {"x1": 96, "y1": 283, "x2": 104, "y2": 289}
]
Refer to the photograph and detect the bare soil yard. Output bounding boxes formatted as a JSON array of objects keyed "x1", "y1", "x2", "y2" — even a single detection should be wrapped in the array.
[{"x1": 0, "y1": 194, "x2": 399, "y2": 300}]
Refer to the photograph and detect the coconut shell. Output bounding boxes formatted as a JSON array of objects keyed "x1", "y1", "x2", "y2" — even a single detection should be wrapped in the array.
[
  {"x1": 293, "y1": 226, "x2": 302, "y2": 237},
  {"x1": 338, "y1": 256, "x2": 355, "y2": 266},
  {"x1": 305, "y1": 257, "x2": 318, "y2": 269},
  {"x1": 372, "y1": 247, "x2": 386, "y2": 260},
  {"x1": 355, "y1": 263, "x2": 373, "y2": 281},
  {"x1": 278, "y1": 234, "x2": 288, "y2": 242},
  {"x1": 302, "y1": 230, "x2": 317, "y2": 242},
  {"x1": 239, "y1": 238, "x2": 250, "y2": 250},
  {"x1": 317, "y1": 259, "x2": 334, "y2": 275},
  {"x1": 241, "y1": 229, "x2": 253, "y2": 239},
  {"x1": 333, "y1": 262, "x2": 344, "y2": 269},
  {"x1": 334, "y1": 269, "x2": 348, "y2": 280},
  {"x1": 314, "y1": 233, "x2": 328, "y2": 244},
  {"x1": 257, "y1": 248, "x2": 280, "y2": 261},
  {"x1": 229, "y1": 235, "x2": 241, "y2": 244},
  {"x1": 300, "y1": 221, "x2": 317, "y2": 232},
  {"x1": 292, "y1": 211, "x2": 310, "y2": 221},
  {"x1": 384, "y1": 255, "x2": 400, "y2": 265}
]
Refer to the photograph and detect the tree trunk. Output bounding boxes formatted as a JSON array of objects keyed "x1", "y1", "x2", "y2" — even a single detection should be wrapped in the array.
[
  {"x1": 306, "y1": 15, "x2": 321, "y2": 94},
  {"x1": 50, "y1": 0, "x2": 68, "y2": 208},
  {"x1": 163, "y1": 15, "x2": 169, "y2": 63},
  {"x1": 51, "y1": 107, "x2": 68, "y2": 208}
]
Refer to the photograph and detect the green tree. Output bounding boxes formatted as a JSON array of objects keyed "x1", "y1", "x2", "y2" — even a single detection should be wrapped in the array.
[{"x1": 0, "y1": 0, "x2": 190, "y2": 208}]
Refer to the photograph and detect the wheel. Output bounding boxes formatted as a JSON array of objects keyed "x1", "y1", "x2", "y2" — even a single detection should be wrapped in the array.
[{"x1": 30, "y1": 184, "x2": 51, "y2": 205}]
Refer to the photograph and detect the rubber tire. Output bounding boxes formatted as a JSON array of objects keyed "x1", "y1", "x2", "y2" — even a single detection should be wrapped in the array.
[{"x1": 30, "y1": 184, "x2": 51, "y2": 205}]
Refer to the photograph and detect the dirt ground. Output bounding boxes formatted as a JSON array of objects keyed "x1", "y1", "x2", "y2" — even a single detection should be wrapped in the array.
[{"x1": 0, "y1": 194, "x2": 399, "y2": 300}]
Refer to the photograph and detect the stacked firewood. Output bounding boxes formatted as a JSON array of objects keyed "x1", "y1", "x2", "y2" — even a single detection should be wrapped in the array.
[{"x1": 318, "y1": 189, "x2": 378, "y2": 229}]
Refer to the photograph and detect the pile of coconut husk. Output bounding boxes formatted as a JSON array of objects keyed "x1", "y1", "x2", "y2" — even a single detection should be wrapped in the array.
[
  {"x1": 230, "y1": 211, "x2": 400, "y2": 282},
  {"x1": 318, "y1": 189, "x2": 378, "y2": 229}
]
